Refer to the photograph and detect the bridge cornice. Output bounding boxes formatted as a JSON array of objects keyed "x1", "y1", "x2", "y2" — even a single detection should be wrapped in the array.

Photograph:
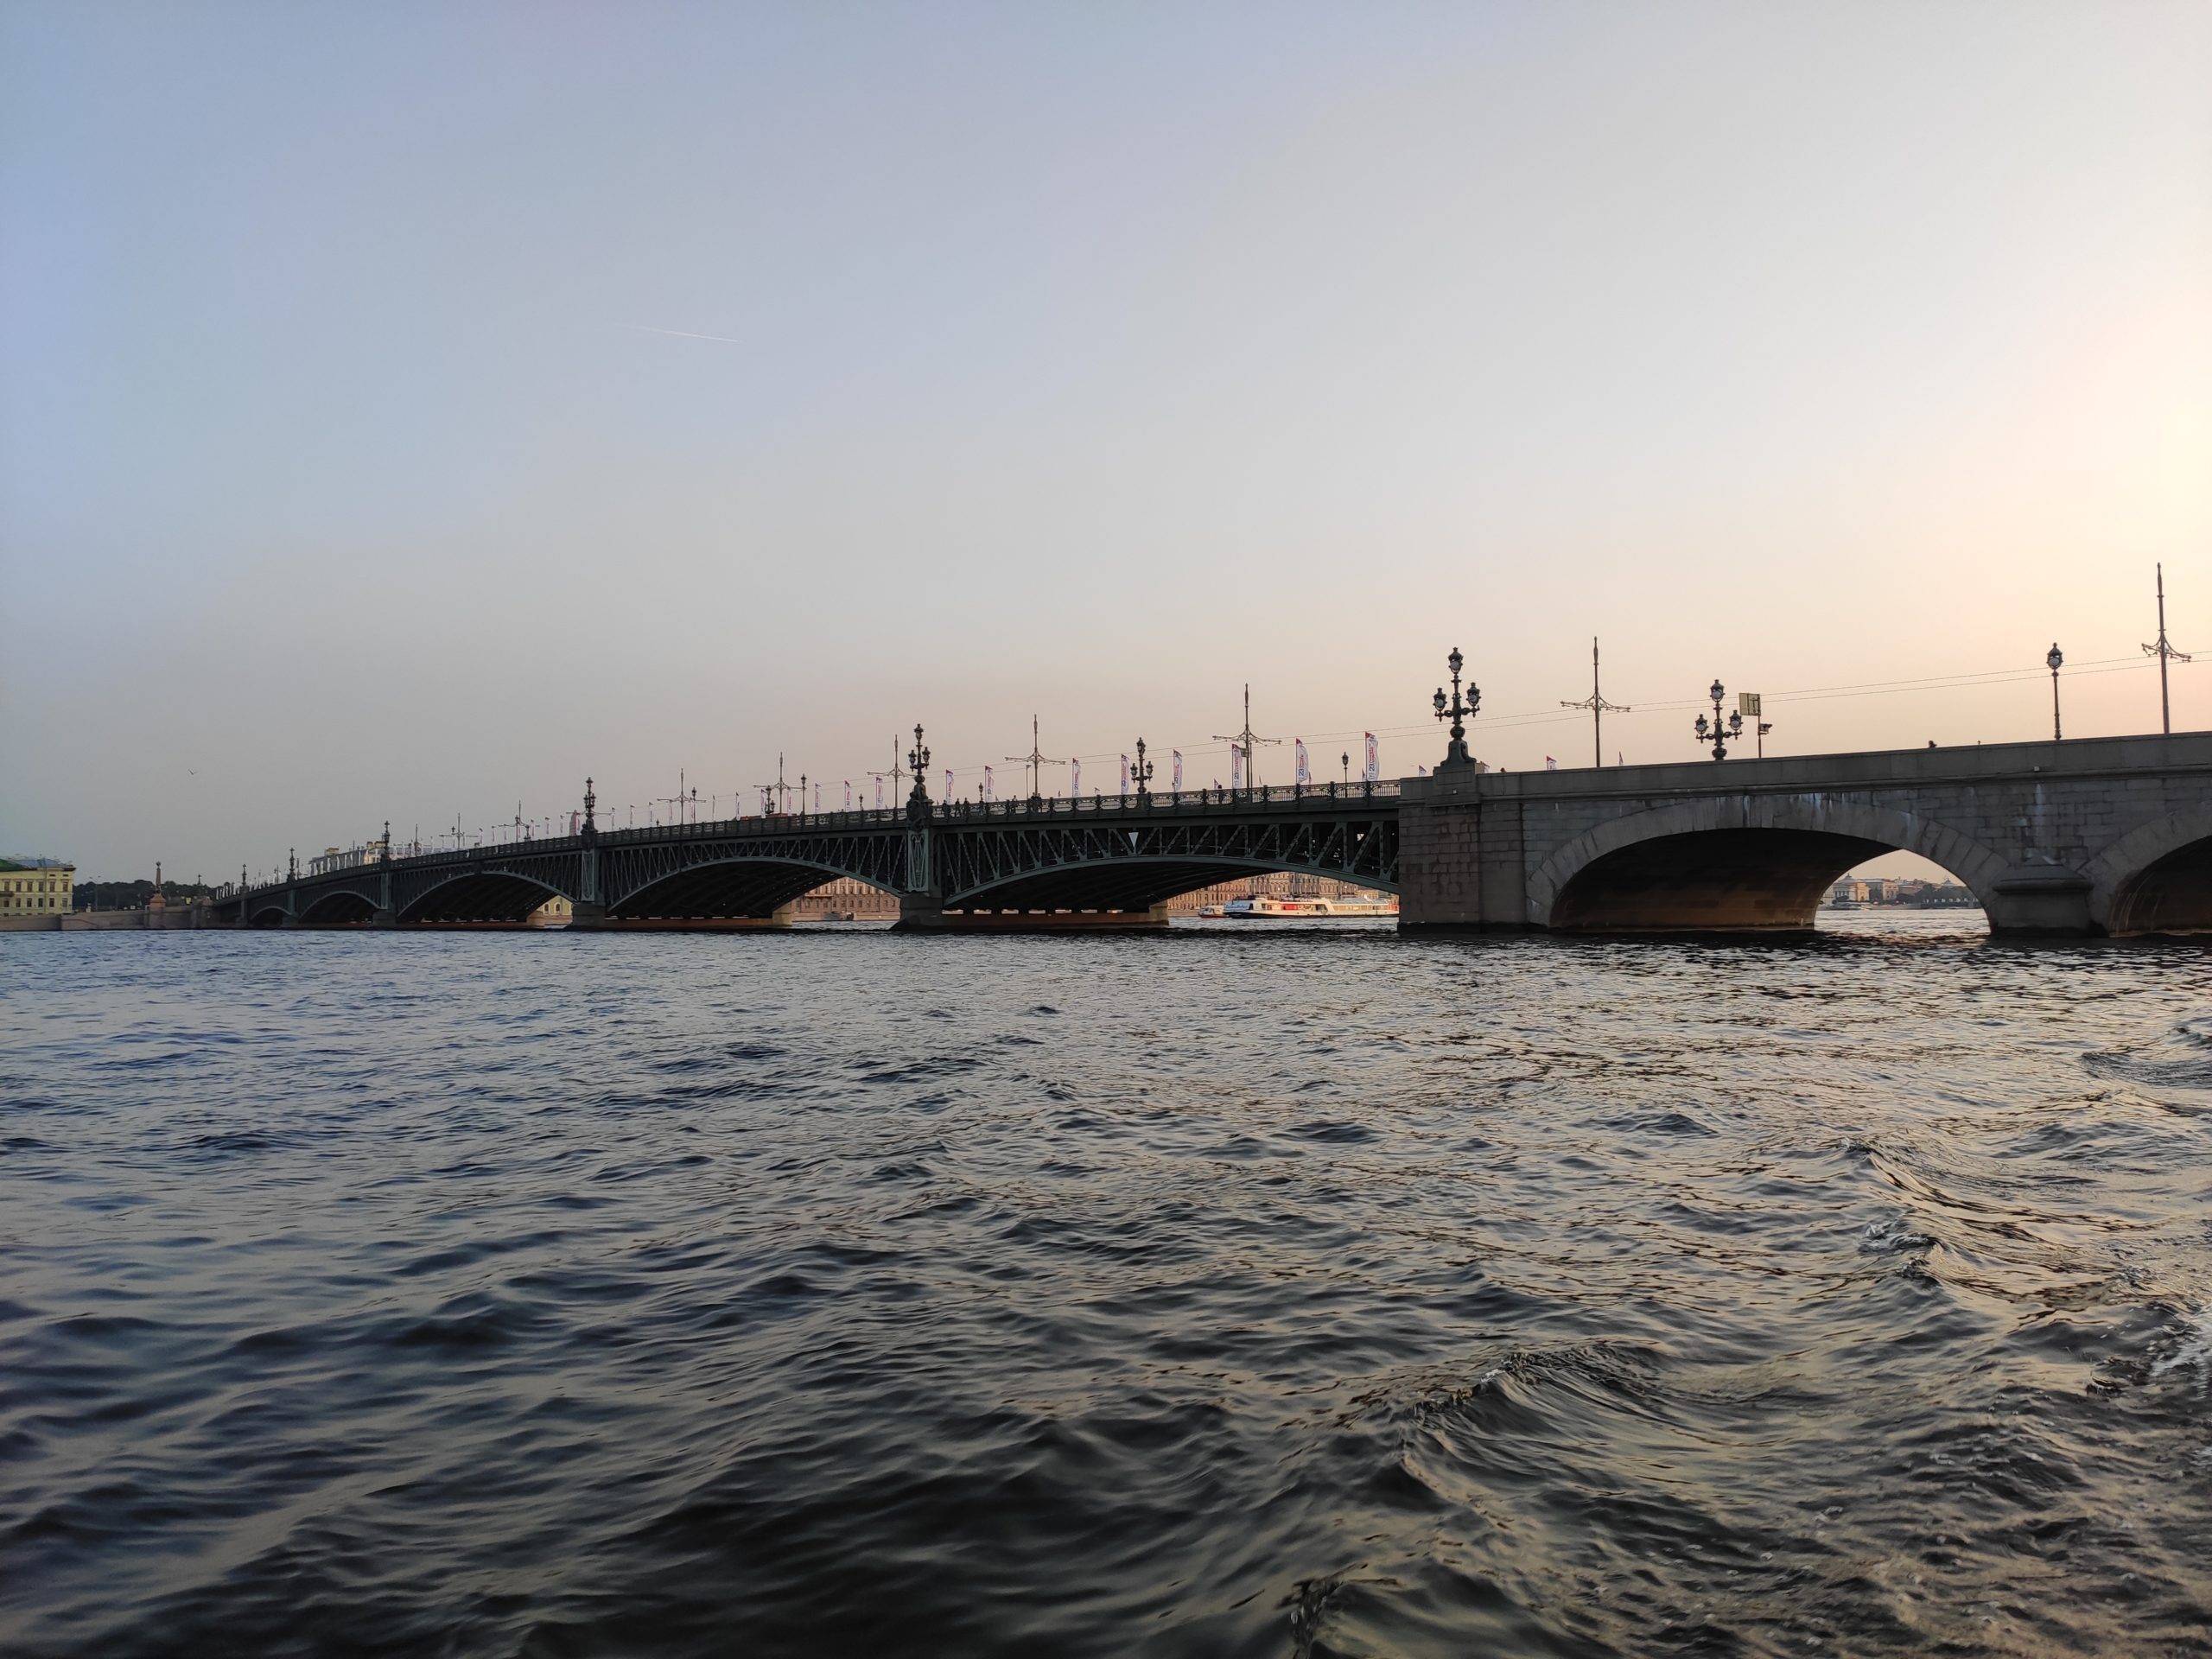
[{"x1": 1408, "y1": 730, "x2": 2212, "y2": 809}]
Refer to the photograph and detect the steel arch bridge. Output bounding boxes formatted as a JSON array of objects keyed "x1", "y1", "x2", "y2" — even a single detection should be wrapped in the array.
[{"x1": 213, "y1": 785, "x2": 1402, "y2": 931}]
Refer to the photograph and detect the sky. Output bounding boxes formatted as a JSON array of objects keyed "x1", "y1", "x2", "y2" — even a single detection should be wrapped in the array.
[{"x1": 3, "y1": 1, "x2": 2208, "y2": 883}]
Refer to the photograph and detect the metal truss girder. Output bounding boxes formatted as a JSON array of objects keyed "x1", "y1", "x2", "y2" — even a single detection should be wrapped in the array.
[{"x1": 937, "y1": 809, "x2": 1398, "y2": 907}]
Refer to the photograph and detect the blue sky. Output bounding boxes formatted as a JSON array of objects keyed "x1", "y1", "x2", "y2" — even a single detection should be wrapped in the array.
[{"x1": 3, "y1": 2, "x2": 2208, "y2": 878}]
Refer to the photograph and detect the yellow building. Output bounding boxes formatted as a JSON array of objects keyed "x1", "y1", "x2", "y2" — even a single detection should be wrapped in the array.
[{"x1": 0, "y1": 859, "x2": 74, "y2": 918}]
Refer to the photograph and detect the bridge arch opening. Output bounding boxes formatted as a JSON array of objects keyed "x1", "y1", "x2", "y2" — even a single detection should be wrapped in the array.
[
  {"x1": 299, "y1": 889, "x2": 378, "y2": 926},
  {"x1": 947, "y1": 857, "x2": 1400, "y2": 918},
  {"x1": 1536, "y1": 801, "x2": 2004, "y2": 936},
  {"x1": 1816, "y1": 852, "x2": 1986, "y2": 934},
  {"x1": 246, "y1": 904, "x2": 291, "y2": 929},
  {"x1": 400, "y1": 870, "x2": 568, "y2": 925},
  {"x1": 611, "y1": 859, "x2": 897, "y2": 922},
  {"x1": 2107, "y1": 835, "x2": 2212, "y2": 937}
]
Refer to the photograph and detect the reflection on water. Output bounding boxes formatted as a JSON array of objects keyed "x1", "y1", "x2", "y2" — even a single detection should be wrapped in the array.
[{"x1": 3, "y1": 914, "x2": 2209, "y2": 1657}]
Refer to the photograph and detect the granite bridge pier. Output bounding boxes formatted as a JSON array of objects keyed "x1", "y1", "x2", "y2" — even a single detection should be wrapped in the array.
[{"x1": 211, "y1": 732, "x2": 2212, "y2": 938}]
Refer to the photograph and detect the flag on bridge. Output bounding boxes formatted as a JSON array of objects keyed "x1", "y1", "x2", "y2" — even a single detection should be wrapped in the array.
[
  {"x1": 1120, "y1": 754, "x2": 1130, "y2": 794},
  {"x1": 1230, "y1": 743, "x2": 1244, "y2": 791},
  {"x1": 1363, "y1": 732, "x2": 1379, "y2": 783},
  {"x1": 874, "y1": 776, "x2": 885, "y2": 809},
  {"x1": 944, "y1": 768, "x2": 954, "y2": 798},
  {"x1": 1171, "y1": 749, "x2": 1183, "y2": 791},
  {"x1": 984, "y1": 765, "x2": 995, "y2": 801},
  {"x1": 1546, "y1": 756, "x2": 1558, "y2": 771},
  {"x1": 1294, "y1": 739, "x2": 1311, "y2": 785},
  {"x1": 1416, "y1": 765, "x2": 1429, "y2": 777},
  {"x1": 843, "y1": 779, "x2": 852, "y2": 810},
  {"x1": 1071, "y1": 756, "x2": 1082, "y2": 794}
]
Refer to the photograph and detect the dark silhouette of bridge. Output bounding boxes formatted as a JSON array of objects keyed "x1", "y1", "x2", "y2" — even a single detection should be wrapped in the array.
[{"x1": 212, "y1": 730, "x2": 2212, "y2": 937}]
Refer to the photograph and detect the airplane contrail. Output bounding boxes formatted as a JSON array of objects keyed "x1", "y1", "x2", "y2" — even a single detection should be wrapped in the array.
[{"x1": 622, "y1": 323, "x2": 746, "y2": 346}]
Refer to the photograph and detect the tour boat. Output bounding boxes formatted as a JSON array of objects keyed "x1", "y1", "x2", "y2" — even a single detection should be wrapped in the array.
[{"x1": 1220, "y1": 894, "x2": 1398, "y2": 918}]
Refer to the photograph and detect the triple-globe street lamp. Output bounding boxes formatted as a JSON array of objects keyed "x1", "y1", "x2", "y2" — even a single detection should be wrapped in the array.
[
  {"x1": 906, "y1": 726, "x2": 931, "y2": 818},
  {"x1": 1129, "y1": 738, "x2": 1155, "y2": 805},
  {"x1": 1693, "y1": 679, "x2": 1743, "y2": 761},
  {"x1": 1433, "y1": 647, "x2": 1480, "y2": 767}
]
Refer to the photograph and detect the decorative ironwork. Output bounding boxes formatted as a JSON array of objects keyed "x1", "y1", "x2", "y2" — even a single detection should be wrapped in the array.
[
  {"x1": 906, "y1": 724, "x2": 931, "y2": 820},
  {"x1": 1433, "y1": 647, "x2": 1479, "y2": 767},
  {"x1": 1693, "y1": 679, "x2": 1743, "y2": 761},
  {"x1": 1130, "y1": 738, "x2": 1154, "y2": 806}
]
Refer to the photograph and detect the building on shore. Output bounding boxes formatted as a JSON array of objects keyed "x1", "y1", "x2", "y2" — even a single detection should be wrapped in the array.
[
  {"x1": 1824, "y1": 876, "x2": 1978, "y2": 909},
  {"x1": 0, "y1": 856, "x2": 74, "y2": 927},
  {"x1": 786, "y1": 877, "x2": 901, "y2": 919}
]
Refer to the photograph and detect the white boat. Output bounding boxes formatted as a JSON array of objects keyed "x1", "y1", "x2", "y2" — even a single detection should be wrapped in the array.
[{"x1": 1221, "y1": 893, "x2": 1398, "y2": 918}]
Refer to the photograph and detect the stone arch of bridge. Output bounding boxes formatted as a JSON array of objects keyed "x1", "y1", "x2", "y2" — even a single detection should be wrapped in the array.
[
  {"x1": 398, "y1": 868, "x2": 572, "y2": 925},
  {"x1": 946, "y1": 854, "x2": 1399, "y2": 914},
  {"x1": 1529, "y1": 796, "x2": 2009, "y2": 932},
  {"x1": 611, "y1": 856, "x2": 899, "y2": 921},
  {"x1": 245, "y1": 901, "x2": 293, "y2": 928},
  {"x1": 298, "y1": 886, "x2": 381, "y2": 925},
  {"x1": 2085, "y1": 806, "x2": 2212, "y2": 936}
]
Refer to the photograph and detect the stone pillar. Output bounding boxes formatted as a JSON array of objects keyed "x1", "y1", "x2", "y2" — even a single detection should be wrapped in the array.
[
  {"x1": 567, "y1": 901, "x2": 609, "y2": 931},
  {"x1": 372, "y1": 909, "x2": 398, "y2": 929},
  {"x1": 1985, "y1": 865, "x2": 2098, "y2": 937},
  {"x1": 893, "y1": 893, "x2": 945, "y2": 930},
  {"x1": 1398, "y1": 776, "x2": 1486, "y2": 929}
]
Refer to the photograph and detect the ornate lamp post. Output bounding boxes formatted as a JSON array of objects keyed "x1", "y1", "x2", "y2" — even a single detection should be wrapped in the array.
[
  {"x1": 1693, "y1": 679, "x2": 1743, "y2": 760},
  {"x1": 2047, "y1": 642, "x2": 2063, "y2": 741},
  {"x1": 1130, "y1": 737, "x2": 1155, "y2": 805},
  {"x1": 1433, "y1": 647, "x2": 1480, "y2": 768},
  {"x1": 906, "y1": 725, "x2": 932, "y2": 821},
  {"x1": 1340, "y1": 750, "x2": 1350, "y2": 789}
]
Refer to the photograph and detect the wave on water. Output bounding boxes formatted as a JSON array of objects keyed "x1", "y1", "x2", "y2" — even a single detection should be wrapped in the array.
[{"x1": 3, "y1": 928, "x2": 2209, "y2": 1657}]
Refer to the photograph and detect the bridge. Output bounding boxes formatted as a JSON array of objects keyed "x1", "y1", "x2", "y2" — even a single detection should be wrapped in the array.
[{"x1": 210, "y1": 731, "x2": 2212, "y2": 937}]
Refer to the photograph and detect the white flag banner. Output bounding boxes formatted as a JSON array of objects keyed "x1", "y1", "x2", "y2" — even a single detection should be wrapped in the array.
[
  {"x1": 874, "y1": 776, "x2": 885, "y2": 809},
  {"x1": 1294, "y1": 739, "x2": 1311, "y2": 785},
  {"x1": 844, "y1": 779, "x2": 852, "y2": 809},
  {"x1": 813, "y1": 784, "x2": 821, "y2": 811},
  {"x1": 1070, "y1": 756, "x2": 1081, "y2": 795},
  {"x1": 1120, "y1": 754, "x2": 1131, "y2": 793},
  {"x1": 1363, "y1": 731, "x2": 1379, "y2": 783},
  {"x1": 1545, "y1": 756, "x2": 1558, "y2": 771},
  {"x1": 1171, "y1": 749, "x2": 1183, "y2": 791},
  {"x1": 1230, "y1": 743, "x2": 1244, "y2": 791},
  {"x1": 944, "y1": 769, "x2": 954, "y2": 798},
  {"x1": 983, "y1": 765, "x2": 995, "y2": 801}
]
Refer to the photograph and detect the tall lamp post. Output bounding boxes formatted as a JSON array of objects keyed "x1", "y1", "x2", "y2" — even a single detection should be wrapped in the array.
[
  {"x1": 906, "y1": 725, "x2": 931, "y2": 820},
  {"x1": 2047, "y1": 643, "x2": 2063, "y2": 741},
  {"x1": 1693, "y1": 679, "x2": 1742, "y2": 760},
  {"x1": 1130, "y1": 738, "x2": 1155, "y2": 806},
  {"x1": 1340, "y1": 750, "x2": 1350, "y2": 789},
  {"x1": 2143, "y1": 565, "x2": 2192, "y2": 735},
  {"x1": 1433, "y1": 647, "x2": 1480, "y2": 768}
]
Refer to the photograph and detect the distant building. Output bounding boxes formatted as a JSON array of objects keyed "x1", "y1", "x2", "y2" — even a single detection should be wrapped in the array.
[
  {"x1": 308, "y1": 839, "x2": 391, "y2": 877},
  {"x1": 0, "y1": 856, "x2": 74, "y2": 919},
  {"x1": 787, "y1": 877, "x2": 899, "y2": 918}
]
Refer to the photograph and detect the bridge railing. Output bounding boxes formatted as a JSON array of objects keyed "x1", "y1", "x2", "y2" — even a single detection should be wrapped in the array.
[{"x1": 231, "y1": 781, "x2": 1402, "y2": 896}]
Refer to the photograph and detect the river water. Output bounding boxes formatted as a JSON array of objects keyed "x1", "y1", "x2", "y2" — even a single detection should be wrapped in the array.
[{"x1": 3, "y1": 915, "x2": 2209, "y2": 1657}]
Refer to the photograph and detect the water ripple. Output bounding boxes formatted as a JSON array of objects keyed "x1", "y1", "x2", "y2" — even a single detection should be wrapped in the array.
[{"x1": 2, "y1": 917, "x2": 2209, "y2": 1656}]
